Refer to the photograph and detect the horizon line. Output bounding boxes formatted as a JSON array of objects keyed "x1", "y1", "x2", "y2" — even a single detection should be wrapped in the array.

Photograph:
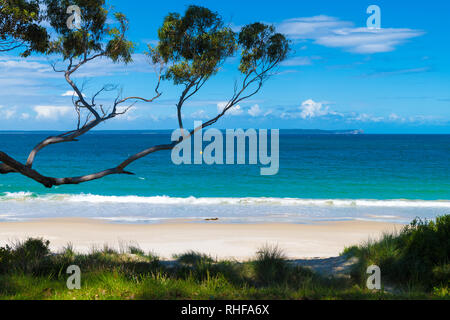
[{"x1": 0, "y1": 129, "x2": 449, "y2": 135}]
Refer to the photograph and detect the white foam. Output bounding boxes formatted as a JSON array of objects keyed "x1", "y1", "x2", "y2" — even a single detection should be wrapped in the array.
[
  {"x1": 1, "y1": 192, "x2": 450, "y2": 208},
  {"x1": 0, "y1": 192, "x2": 35, "y2": 201}
]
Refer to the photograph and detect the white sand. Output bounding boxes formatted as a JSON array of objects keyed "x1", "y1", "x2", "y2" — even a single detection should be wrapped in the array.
[{"x1": 0, "y1": 218, "x2": 403, "y2": 260}]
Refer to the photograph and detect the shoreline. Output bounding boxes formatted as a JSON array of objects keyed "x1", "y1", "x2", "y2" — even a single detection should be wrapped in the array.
[
  {"x1": 0, "y1": 218, "x2": 404, "y2": 260},
  {"x1": 1, "y1": 192, "x2": 448, "y2": 226}
]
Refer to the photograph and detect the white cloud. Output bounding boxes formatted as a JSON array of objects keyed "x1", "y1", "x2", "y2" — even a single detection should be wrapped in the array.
[
  {"x1": 389, "y1": 113, "x2": 403, "y2": 122},
  {"x1": 217, "y1": 102, "x2": 243, "y2": 116},
  {"x1": 189, "y1": 109, "x2": 210, "y2": 120},
  {"x1": 0, "y1": 106, "x2": 16, "y2": 119},
  {"x1": 316, "y1": 28, "x2": 424, "y2": 54},
  {"x1": 0, "y1": 53, "x2": 155, "y2": 83},
  {"x1": 346, "y1": 112, "x2": 440, "y2": 124},
  {"x1": 407, "y1": 115, "x2": 440, "y2": 123},
  {"x1": 278, "y1": 16, "x2": 352, "y2": 39},
  {"x1": 299, "y1": 99, "x2": 340, "y2": 119},
  {"x1": 20, "y1": 113, "x2": 31, "y2": 120},
  {"x1": 113, "y1": 106, "x2": 139, "y2": 121},
  {"x1": 34, "y1": 105, "x2": 72, "y2": 120},
  {"x1": 71, "y1": 54, "x2": 155, "y2": 78},
  {"x1": 387, "y1": 114, "x2": 439, "y2": 124},
  {"x1": 0, "y1": 58, "x2": 53, "y2": 73},
  {"x1": 277, "y1": 15, "x2": 423, "y2": 54},
  {"x1": 281, "y1": 56, "x2": 319, "y2": 67},
  {"x1": 350, "y1": 113, "x2": 384, "y2": 122},
  {"x1": 361, "y1": 67, "x2": 431, "y2": 78},
  {"x1": 279, "y1": 99, "x2": 342, "y2": 120},
  {"x1": 62, "y1": 90, "x2": 86, "y2": 97},
  {"x1": 276, "y1": 100, "x2": 442, "y2": 125},
  {"x1": 248, "y1": 104, "x2": 262, "y2": 117}
]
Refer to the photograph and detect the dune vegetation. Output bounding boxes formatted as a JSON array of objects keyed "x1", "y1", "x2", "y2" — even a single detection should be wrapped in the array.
[
  {"x1": 0, "y1": 216, "x2": 448, "y2": 300},
  {"x1": 343, "y1": 215, "x2": 449, "y2": 296}
]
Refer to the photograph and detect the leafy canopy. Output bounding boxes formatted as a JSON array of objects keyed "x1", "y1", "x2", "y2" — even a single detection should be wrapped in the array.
[
  {"x1": 0, "y1": 0, "x2": 49, "y2": 56},
  {"x1": 238, "y1": 22, "x2": 290, "y2": 74},
  {"x1": 150, "y1": 5, "x2": 289, "y2": 86},
  {"x1": 45, "y1": 0, "x2": 133, "y2": 63},
  {"x1": 150, "y1": 5, "x2": 236, "y2": 85}
]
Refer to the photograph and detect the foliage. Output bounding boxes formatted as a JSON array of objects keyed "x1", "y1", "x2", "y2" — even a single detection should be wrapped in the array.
[
  {"x1": 174, "y1": 251, "x2": 215, "y2": 266},
  {"x1": 254, "y1": 244, "x2": 290, "y2": 285},
  {"x1": 344, "y1": 215, "x2": 450, "y2": 290},
  {"x1": 0, "y1": 238, "x2": 50, "y2": 274},
  {"x1": 150, "y1": 5, "x2": 236, "y2": 85},
  {"x1": 238, "y1": 22, "x2": 289, "y2": 74},
  {"x1": 0, "y1": 4, "x2": 289, "y2": 188},
  {"x1": 127, "y1": 245, "x2": 145, "y2": 256},
  {"x1": 44, "y1": 0, "x2": 134, "y2": 63},
  {"x1": 0, "y1": 237, "x2": 448, "y2": 300},
  {"x1": 148, "y1": 5, "x2": 290, "y2": 86},
  {"x1": 0, "y1": 0, "x2": 49, "y2": 55}
]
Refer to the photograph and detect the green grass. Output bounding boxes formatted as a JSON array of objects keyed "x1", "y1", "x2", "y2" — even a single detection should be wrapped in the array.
[
  {"x1": 343, "y1": 215, "x2": 450, "y2": 295},
  {"x1": 0, "y1": 216, "x2": 449, "y2": 300},
  {"x1": 253, "y1": 244, "x2": 291, "y2": 285}
]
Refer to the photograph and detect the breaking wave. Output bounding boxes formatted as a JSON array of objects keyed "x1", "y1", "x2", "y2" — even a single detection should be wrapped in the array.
[{"x1": 1, "y1": 192, "x2": 450, "y2": 208}]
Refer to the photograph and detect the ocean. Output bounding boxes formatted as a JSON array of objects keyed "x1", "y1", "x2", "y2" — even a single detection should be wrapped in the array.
[{"x1": 1, "y1": 131, "x2": 449, "y2": 224}]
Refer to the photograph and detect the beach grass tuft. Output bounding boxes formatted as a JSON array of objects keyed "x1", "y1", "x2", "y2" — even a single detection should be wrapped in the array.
[{"x1": 254, "y1": 244, "x2": 290, "y2": 285}]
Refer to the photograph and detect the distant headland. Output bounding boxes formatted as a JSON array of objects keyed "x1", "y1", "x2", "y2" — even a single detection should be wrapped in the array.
[{"x1": 281, "y1": 129, "x2": 364, "y2": 135}]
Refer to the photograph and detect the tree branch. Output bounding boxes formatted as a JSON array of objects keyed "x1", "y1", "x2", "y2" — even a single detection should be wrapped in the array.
[
  {"x1": 0, "y1": 141, "x2": 174, "y2": 188},
  {"x1": 21, "y1": 52, "x2": 164, "y2": 170}
]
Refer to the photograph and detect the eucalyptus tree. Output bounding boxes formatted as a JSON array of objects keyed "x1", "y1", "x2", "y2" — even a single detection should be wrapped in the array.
[
  {"x1": 0, "y1": 5, "x2": 289, "y2": 188},
  {"x1": 0, "y1": 0, "x2": 48, "y2": 55},
  {"x1": 0, "y1": 0, "x2": 163, "y2": 186}
]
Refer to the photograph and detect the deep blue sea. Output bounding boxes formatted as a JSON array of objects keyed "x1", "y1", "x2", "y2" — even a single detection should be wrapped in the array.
[{"x1": 1, "y1": 131, "x2": 449, "y2": 224}]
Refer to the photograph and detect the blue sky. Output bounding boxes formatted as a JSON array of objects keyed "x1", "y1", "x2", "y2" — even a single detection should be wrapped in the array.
[{"x1": 0, "y1": 0, "x2": 449, "y2": 133}]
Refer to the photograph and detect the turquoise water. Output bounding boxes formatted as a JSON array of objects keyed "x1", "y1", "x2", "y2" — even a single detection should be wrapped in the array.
[{"x1": 1, "y1": 132, "x2": 449, "y2": 223}]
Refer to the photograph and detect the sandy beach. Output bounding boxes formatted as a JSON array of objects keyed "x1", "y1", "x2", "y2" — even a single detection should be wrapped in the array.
[{"x1": 0, "y1": 219, "x2": 403, "y2": 260}]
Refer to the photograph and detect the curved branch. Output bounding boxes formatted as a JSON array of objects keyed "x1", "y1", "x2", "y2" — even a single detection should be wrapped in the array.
[
  {"x1": 0, "y1": 151, "x2": 55, "y2": 188},
  {"x1": 0, "y1": 62, "x2": 268, "y2": 188},
  {"x1": 1, "y1": 141, "x2": 175, "y2": 188},
  {"x1": 0, "y1": 162, "x2": 16, "y2": 174},
  {"x1": 1, "y1": 28, "x2": 284, "y2": 189},
  {"x1": 65, "y1": 71, "x2": 102, "y2": 120},
  {"x1": 117, "y1": 143, "x2": 176, "y2": 171},
  {"x1": 25, "y1": 119, "x2": 101, "y2": 167},
  {"x1": 115, "y1": 93, "x2": 162, "y2": 105},
  {"x1": 24, "y1": 58, "x2": 164, "y2": 169}
]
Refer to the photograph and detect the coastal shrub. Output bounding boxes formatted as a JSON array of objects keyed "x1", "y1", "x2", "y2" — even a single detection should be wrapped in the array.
[
  {"x1": 0, "y1": 245, "x2": 13, "y2": 273},
  {"x1": 432, "y1": 264, "x2": 450, "y2": 286},
  {"x1": 174, "y1": 251, "x2": 215, "y2": 266},
  {"x1": 254, "y1": 245, "x2": 289, "y2": 286},
  {"x1": 399, "y1": 216, "x2": 449, "y2": 271},
  {"x1": 171, "y1": 251, "x2": 217, "y2": 282},
  {"x1": 0, "y1": 238, "x2": 444, "y2": 300},
  {"x1": 14, "y1": 238, "x2": 50, "y2": 260},
  {"x1": 9, "y1": 238, "x2": 51, "y2": 274},
  {"x1": 344, "y1": 215, "x2": 450, "y2": 290},
  {"x1": 128, "y1": 246, "x2": 145, "y2": 256},
  {"x1": 211, "y1": 261, "x2": 251, "y2": 286}
]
